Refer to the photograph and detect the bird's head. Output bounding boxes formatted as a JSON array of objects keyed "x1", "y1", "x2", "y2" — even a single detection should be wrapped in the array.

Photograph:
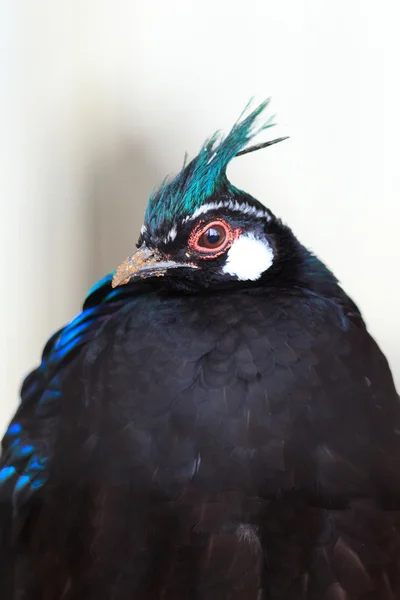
[{"x1": 112, "y1": 100, "x2": 292, "y2": 292}]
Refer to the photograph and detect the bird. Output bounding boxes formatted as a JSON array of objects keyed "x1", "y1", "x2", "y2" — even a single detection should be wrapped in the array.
[{"x1": 1, "y1": 99, "x2": 400, "y2": 600}]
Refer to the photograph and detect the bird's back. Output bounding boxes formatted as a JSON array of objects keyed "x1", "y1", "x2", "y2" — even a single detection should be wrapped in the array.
[{"x1": 15, "y1": 285, "x2": 400, "y2": 599}]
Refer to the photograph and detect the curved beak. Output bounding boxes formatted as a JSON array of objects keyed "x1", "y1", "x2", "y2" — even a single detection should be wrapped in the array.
[{"x1": 112, "y1": 243, "x2": 197, "y2": 288}]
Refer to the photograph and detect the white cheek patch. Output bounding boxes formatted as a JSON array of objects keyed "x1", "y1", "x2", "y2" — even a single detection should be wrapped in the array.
[{"x1": 222, "y1": 233, "x2": 274, "y2": 281}]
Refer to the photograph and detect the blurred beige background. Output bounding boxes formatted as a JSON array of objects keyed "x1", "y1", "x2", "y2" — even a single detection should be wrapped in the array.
[{"x1": 0, "y1": 1, "x2": 399, "y2": 434}]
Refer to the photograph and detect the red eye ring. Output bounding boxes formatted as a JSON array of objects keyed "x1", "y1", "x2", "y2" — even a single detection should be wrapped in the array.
[{"x1": 188, "y1": 219, "x2": 241, "y2": 258}]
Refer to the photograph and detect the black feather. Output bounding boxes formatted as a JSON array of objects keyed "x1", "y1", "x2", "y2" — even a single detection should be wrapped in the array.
[
  {"x1": 1, "y1": 103, "x2": 400, "y2": 599},
  {"x1": 235, "y1": 136, "x2": 289, "y2": 156}
]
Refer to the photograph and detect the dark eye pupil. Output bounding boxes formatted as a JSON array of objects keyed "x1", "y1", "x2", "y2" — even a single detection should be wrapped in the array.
[
  {"x1": 197, "y1": 223, "x2": 227, "y2": 250},
  {"x1": 206, "y1": 228, "x2": 221, "y2": 244}
]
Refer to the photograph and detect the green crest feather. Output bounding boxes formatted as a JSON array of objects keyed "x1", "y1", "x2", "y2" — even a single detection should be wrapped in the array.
[{"x1": 145, "y1": 99, "x2": 285, "y2": 231}]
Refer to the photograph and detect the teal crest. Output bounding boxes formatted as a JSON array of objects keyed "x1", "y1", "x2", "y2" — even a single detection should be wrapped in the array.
[{"x1": 144, "y1": 99, "x2": 283, "y2": 231}]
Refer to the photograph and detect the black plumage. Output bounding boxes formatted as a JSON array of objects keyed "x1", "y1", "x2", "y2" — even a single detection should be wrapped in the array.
[{"x1": 1, "y1": 101, "x2": 400, "y2": 599}]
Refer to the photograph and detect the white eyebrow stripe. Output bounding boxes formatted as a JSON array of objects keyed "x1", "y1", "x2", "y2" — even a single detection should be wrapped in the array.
[
  {"x1": 182, "y1": 200, "x2": 271, "y2": 222},
  {"x1": 140, "y1": 225, "x2": 147, "y2": 235},
  {"x1": 163, "y1": 224, "x2": 177, "y2": 243}
]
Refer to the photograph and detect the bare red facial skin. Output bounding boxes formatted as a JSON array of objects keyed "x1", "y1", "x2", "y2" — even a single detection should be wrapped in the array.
[{"x1": 188, "y1": 219, "x2": 242, "y2": 259}]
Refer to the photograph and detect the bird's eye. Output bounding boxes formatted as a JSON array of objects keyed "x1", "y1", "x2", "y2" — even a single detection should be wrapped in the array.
[
  {"x1": 188, "y1": 219, "x2": 241, "y2": 258},
  {"x1": 198, "y1": 225, "x2": 226, "y2": 249}
]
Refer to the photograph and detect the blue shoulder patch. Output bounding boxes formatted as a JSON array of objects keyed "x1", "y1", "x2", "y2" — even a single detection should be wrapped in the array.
[{"x1": 0, "y1": 270, "x2": 139, "y2": 514}]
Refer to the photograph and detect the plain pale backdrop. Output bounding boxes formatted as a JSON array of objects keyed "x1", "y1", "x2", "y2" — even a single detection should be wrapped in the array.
[{"x1": 1, "y1": 1, "x2": 399, "y2": 434}]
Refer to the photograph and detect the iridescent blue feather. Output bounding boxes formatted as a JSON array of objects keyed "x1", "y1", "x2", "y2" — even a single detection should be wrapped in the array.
[{"x1": 0, "y1": 271, "x2": 141, "y2": 515}]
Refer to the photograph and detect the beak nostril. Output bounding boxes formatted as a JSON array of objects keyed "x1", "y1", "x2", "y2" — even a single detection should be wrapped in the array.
[{"x1": 112, "y1": 244, "x2": 198, "y2": 288}]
